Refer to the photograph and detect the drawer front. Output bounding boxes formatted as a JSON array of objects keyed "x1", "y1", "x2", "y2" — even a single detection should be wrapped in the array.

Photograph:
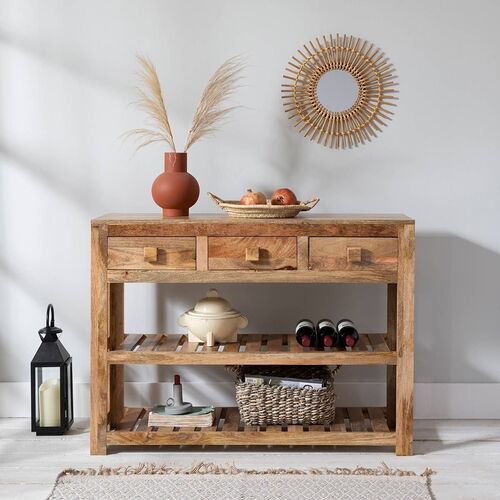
[
  {"x1": 108, "y1": 237, "x2": 196, "y2": 270},
  {"x1": 309, "y1": 237, "x2": 398, "y2": 271},
  {"x1": 208, "y1": 237, "x2": 297, "y2": 270}
]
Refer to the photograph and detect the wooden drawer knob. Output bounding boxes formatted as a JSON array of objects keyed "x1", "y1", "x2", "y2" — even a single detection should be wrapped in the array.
[
  {"x1": 144, "y1": 247, "x2": 158, "y2": 263},
  {"x1": 347, "y1": 246, "x2": 362, "y2": 263},
  {"x1": 245, "y1": 247, "x2": 261, "y2": 262}
]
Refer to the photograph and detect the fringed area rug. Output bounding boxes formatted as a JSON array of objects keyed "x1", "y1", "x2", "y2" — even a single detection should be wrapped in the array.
[{"x1": 48, "y1": 462, "x2": 434, "y2": 500}]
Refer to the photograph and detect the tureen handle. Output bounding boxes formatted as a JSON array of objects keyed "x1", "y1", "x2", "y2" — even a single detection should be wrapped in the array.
[
  {"x1": 178, "y1": 314, "x2": 187, "y2": 327},
  {"x1": 238, "y1": 315, "x2": 249, "y2": 329},
  {"x1": 207, "y1": 288, "x2": 219, "y2": 298}
]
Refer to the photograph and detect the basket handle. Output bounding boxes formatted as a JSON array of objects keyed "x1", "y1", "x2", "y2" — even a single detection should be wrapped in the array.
[
  {"x1": 331, "y1": 365, "x2": 341, "y2": 377},
  {"x1": 207, "y1": 192, "x2": 225, "y2": 206},
  {"x1": 301, "y1": 197, "x2": 320, "y2": 209}
]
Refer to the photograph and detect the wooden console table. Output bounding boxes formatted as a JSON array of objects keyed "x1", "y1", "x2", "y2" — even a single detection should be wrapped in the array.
[{"x1": 91, "y1": 214, "x2": 414, "y2": 455}]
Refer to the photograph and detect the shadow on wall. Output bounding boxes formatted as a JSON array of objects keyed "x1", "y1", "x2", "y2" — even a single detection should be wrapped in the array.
[
  {"x1": 125, "y1": 233, "x2": 500, "y2": 390},
  {"x1": 416, "y1": 233, "x2": 500, "y2": 383}
]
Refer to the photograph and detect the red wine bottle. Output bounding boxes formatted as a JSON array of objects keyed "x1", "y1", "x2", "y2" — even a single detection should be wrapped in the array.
[
  {"x1": 295, "y1": 319, "x2": 316, "y2": 347},
  {"x1": 316, "y1": 319, "x2": 337, "y2": 348},
  {"x1": 337, "y1": 319, "x2": 359, "y2": 348}
]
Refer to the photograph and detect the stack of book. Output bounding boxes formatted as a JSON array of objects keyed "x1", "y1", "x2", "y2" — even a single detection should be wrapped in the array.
[{"x1": 148, "y1": 405, "x2": 214, "y2": 427}]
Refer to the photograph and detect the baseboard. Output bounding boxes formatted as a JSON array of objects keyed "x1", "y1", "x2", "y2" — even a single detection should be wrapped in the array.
[{"x1": 0, "y1": 382, "x2": 498, "y2": 419}]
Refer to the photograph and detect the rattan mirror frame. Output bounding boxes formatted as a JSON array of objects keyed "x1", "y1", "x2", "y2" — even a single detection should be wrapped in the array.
[{"x1": 282, "y1": 34, "x2": 398, "y2": 149}]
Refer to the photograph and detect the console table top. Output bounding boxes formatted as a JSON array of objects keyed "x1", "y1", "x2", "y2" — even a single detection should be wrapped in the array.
[{"x1": 92, "y1": 213, "x2": 414, "y2": 225}]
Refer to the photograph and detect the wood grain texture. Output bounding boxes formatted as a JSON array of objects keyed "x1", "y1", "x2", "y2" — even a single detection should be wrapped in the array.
[
  {"x1": 368, "y1": 334, "x2": 390, "y2": 352},
  {"x1": 243, "y1": 334, "x2": 262, "y2": 353},
  {"x1": 208, "y1": 237, "x2": 297, "y2": 270},
  {"x1": 347, "y1": 408, "x2": 365, "y2": 432},
  {"x1": 107, "y1": 430, "x2": 396, "y2": 446},
  {"x1": 108, "y1": 269, "x2": 398, "y2": 284},
  {"x1": 297, "y1": 236, "x2": 309, "y2": 270},
  {"x1": 107, "y1": 333, "x2": 395, "y2": 366},
  {"x1": 107, "y1": 350, "x2": 396, "y2": 366},
  {"x1": 309, "y1": 237, "x2": 398, "y2": 272},
  {"x1": 90, "y1": 225, "x2": 109, "y2": 455},
  {"x1": 367, "y1": 407, "x2": 390, "y2": 433},
  {"x1": 93, "y1": 213, "x2": 414, "y2": 224},
  {"x1": 106, "y1": 223, "x2": 401, "y2": 238},
  {"x1": 346, "y1": 246, "x2": 362, "y2": 263},
  {"x1": 143, "y1": 247, "x2": 158, "y2": 263},
  {"x1": 245, "y1": 247, "x2": 261, "y2": 262},
  {"x1": 333, "y1": 407, "x2": 347, "y2": 432},
  {"x1": 395, "y1": 224, "x2": 415, "y2": 455},
  {"x1": 114, "y1": 408, "x2": 143, "y2": 431},
  {"x1": 92, "y1": 214, "x2": 413, "y2": 239},
  {"x1": 107, "y1": 407, "x2": 395, "y2": 446},
  {"x1": 386, "y1": 283, "x2": 397, "y2": 431},
  {"x1": 196, "y1": 236, "x2": 208, "y2": 271},
  {"x1": 90, "y1": 214, "x2": 414, "y2": 454},
  {"x1": 108, "y1": 283, "x2": 124, "y2": 429},
  {"x1": 108, "y1": 237, "x2": 195, "y2": 270},
  {"x1": 156, "y1": 334, "x2": 184, "y2": 352},
  {"x1": 120, "y1": 334, "x2": 145, "y2": 351}
]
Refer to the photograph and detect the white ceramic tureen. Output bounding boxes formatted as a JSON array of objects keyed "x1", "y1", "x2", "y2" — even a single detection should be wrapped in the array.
[{"x1": 178, "y1": 289, "x2": 248, "y2": 346}]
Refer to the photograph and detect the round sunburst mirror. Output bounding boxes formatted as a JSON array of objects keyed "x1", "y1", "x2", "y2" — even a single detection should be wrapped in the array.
[{"x1": 282, "y1": 34, "x2": 398, "y2": 149}]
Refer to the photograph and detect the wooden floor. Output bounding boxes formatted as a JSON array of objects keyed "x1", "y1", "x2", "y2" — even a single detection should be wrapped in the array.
[{"x1": 1, "y1": 419, "x2": 499, "y2": 499}]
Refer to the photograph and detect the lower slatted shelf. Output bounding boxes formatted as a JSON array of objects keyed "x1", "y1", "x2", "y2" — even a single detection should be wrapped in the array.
[{"x1": 107, "y1": 407, "x2": 395, "y2": 447}]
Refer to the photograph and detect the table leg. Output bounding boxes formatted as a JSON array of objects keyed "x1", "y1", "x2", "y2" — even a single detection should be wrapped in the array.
[
  {"x1": 91, "y1": 225, "x2": 109, "y2": 455},
  {"x1": 395, "y1": 224, "x2": 415, "y2": 456}
]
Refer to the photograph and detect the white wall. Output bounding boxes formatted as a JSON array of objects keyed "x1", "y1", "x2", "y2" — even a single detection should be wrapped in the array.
[{"x1": 1, "y1": 0, "x2": 499, "y2": 417}]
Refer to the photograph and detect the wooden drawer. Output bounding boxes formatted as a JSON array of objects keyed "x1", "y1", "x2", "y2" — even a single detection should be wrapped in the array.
[
  {"x1": 208, "y1": 237, "x2": 297, "y2": 270},
  {"x1": 309, "y1": 237, "x2": 398, "y2": 271},
  {"x1": 108, "y1": 237, "x2": 196, "y2": 270}
]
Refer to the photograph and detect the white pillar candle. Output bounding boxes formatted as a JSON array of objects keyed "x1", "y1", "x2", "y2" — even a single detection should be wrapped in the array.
[{"x1": 39, "y1": 378, "x2": 60, "y2": 427}]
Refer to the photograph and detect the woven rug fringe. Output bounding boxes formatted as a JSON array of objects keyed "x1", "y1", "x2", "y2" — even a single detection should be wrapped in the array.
[{"x1": 58, "y1": 461, "x2": 434, "y2": 478}]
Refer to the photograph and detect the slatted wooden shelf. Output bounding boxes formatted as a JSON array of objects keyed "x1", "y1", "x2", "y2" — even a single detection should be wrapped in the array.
[
  {"x1": 107, "y1": 407, "x2": 395, "y2": 447},
  {"x1": 107, "y1": 333, "x2": 396, "y2": 366},
  {"x1": 91, "y1": 216, "x2": 415, "y2": 455}
]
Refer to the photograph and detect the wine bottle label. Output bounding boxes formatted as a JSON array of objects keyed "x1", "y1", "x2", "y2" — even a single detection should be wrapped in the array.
[
  {"x1": 296, "y1": 320, "x2": 314, "y2": 331},
  {"x1": 337, "y1": 320, "x2": 355, "y2": 331},
  {"x1": 318, "y1": 320, "x2": 335, "y2": 330}
]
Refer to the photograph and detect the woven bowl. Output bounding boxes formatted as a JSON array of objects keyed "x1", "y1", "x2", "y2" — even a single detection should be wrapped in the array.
[{"x1": 208, "y1": 192, "x2": 319, "y2": 219}]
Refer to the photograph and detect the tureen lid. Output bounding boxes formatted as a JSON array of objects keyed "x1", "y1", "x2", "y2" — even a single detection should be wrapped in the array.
[{"x1": 187, "y1": 289, "x2": 242, "y2": 319}]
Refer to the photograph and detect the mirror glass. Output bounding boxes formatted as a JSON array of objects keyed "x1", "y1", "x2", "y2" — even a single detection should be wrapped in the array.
[{"x1": 316, "y1": 70, "x2": 359, "y2": 112}]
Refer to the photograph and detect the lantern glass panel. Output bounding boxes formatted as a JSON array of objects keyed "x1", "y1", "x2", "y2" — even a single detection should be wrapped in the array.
[
  {"x1": 66, "y1": 362, "x2": 73, "y2": 425},
  {"x1": 35, "y1": 366, "x2": 61, "y2": 427}
]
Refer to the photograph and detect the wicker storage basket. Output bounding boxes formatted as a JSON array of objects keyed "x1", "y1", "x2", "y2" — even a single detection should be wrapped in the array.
[{"x1": 229, "y1": 365, "x2": 338, "y2": 426}]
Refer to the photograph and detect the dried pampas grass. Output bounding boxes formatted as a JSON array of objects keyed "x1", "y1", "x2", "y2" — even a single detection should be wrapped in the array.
[
  {"x1": 124, "y1": 54, "x2": 244, "y2": 153},
  {"x1": 124, "y1": 55, "x2": 176, "y2": 152},
  {"x1": 184, "y1": 55, "x2": 244, "y2": 151}
]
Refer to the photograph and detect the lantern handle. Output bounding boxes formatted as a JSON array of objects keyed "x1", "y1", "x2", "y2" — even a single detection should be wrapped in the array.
[
  {"x1": 38, "y1": 304, "x2": 59, "y2": 342},
  {"x1": 46, "y1": 304, "x2": 55, "y2": 328}
]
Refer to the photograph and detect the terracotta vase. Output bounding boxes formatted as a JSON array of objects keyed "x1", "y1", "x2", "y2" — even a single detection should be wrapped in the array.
[{"x1": 151, "y1": 152, "x2": 200, "y2": 217}]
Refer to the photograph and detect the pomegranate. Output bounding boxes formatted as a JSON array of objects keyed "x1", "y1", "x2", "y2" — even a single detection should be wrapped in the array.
[
  {"x1": 271, "y1": 188, "x2": 298, "y2": 205},
  {"x1": 239, "y1": 189, "x2": 267, "y2": 205}
]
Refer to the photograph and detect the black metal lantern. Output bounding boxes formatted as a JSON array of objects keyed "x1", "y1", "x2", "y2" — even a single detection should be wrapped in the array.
[{"x1": 31, "y1": 304, "x2": 74, "y2": 435}]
